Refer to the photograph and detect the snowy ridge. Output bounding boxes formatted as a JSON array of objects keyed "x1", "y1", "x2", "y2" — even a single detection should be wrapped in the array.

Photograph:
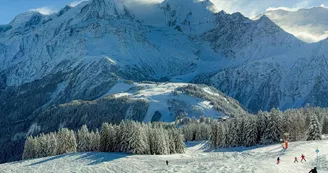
[{"x1": 1, "y1": 140, "x2": 327, "y2": 172}]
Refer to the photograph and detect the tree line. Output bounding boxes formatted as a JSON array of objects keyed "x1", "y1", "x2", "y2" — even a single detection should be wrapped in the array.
[
  {"x1": 23, "y1": 121, "x2": 185, "y2": 160},
  {"x1": 180, "y1": 107, "x2": 327, "y2": 148},
  {"x1": 23, "y1": 106, "x2": 327, "y2": 160}
]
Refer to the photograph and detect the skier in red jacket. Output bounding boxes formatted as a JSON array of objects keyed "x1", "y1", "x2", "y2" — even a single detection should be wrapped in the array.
[
  {"x1": 277, "y1": 157, "x2": 280, "y2": 164},
  {"x1": 301, "y1": 154, "x2": 306, "y2": 162}
]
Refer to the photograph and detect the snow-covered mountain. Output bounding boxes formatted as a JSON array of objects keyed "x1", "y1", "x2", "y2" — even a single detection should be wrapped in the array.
[
  {"x1": 256, "y1": 7, "x2": 328, "y2": 43},
  {"x1": 0, "y1": 0, "x2": 328, "y2": 163}
]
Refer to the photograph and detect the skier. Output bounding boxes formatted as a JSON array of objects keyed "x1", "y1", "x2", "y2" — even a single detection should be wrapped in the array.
[
  {"x1": 294, "y1": 157, "x2": 298, "y2": 163},
  {"x1": 301, "y1": 154, "x2": 306, "y2": 162},
  {"x1": 166, "y1": 160, "x2": 169, "y2": 165},
  {"x1": 309, "y1": 167, "x2": 317, "y2": 173},
  {"x1": 277, "y1": 157, "x2": 280, "y2": 164}
]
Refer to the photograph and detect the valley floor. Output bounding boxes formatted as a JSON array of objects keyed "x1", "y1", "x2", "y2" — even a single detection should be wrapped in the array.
[{"x1": 1, "y1": 140, "x2": 327, "y2": 173}]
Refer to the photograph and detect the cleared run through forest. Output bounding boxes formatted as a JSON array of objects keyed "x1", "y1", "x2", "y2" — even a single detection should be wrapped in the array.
[{"x1": 0, "y1": 140, "x2": 327, "y2": 173}]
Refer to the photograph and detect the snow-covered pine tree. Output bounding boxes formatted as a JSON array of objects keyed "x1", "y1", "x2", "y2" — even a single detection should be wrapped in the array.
[
  {"x1": 256, "y1": 111, "x2": 268, "y2": 143},
  {"x1": 236, "y1": 118, "x2": 246, "y2": 146},
  {"x1": 57, "y1": 128, "x2": 77, "y2": 154},
  {"x1": 128, "y1": 122, "x2": 149, "y2": 154},
  {"x1": 77, "y1": 125, "x2": 90, "y2": 152},
  {"x1": 195, "y1": 123, "x2": 211, "y2": 141},
  {"x1": 151, "y1": 127, "x2": 169, "y2": 155},
  {"x1": 226, "y1": 119, "x2": 238, "y2": 147},
  {"x1": 147, "y1": 124, "x2": 156, "y2": 154},
  {"x1": 244, "y1": 117, "x2": 258, "y2": 147},
  {"x1": 89, "y1": 129, "x2": 100, "y2": 152},
  {"x1": 117, "y1": 121, "x2": 130, "y2": 152},
  {"x1": 210, "y1": 122, "x2": 219, "y2": 148},
  {"x1": 282, "y1": 109, "x2": 293, "y2": 134},
  {"x1": 100, "y1": 123, "x2": 109, "y2": 152},
  {"x1": 37, "y1": 133, "x2": 51, "y2": 158},
  {"x1": 321, "y1": 115, "x2": 328, "y2": 134},
  {"x1": 173, "y1": 128, "x2": 185, "y2": 153},
  {"x1": 22, "y1": 136, "x2": 39, "y2": 160},
  {"x1": 168, "y1": 129, "x2": 176, "y2": 154},
  {"x1": 217, "y1": 122, "x2": 226, "y2": 148},
  {"x1": 306, "y1": 113, "x2": 322, "y2": 140},
  {"x1": 44, "y1": 133, "x2": 58, "y2": 156},
  {"x1": 260, "y1": 108, "x2": 283, "y2": 144},
  {"x1": 163, "y1": 128, "x2": 171, "y2": 154}
]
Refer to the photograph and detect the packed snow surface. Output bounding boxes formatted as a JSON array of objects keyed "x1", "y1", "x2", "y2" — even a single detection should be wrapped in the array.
[{"x1": 1, "y1": 140, "x2": 327, "y2": 173}]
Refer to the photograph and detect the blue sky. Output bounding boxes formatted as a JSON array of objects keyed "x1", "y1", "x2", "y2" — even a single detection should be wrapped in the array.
[{"x1": 0, "y1": 0, "x2": 326, "y2": 24}]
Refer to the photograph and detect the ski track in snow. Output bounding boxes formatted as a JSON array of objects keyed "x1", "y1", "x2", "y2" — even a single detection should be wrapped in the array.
[{"x1": 1, "y1": 140, "x2": 327, "y2": 173}]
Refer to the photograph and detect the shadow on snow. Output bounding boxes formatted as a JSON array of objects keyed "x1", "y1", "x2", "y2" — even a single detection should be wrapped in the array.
[
  {"x1": 76, "y1": 152, "x2": 130, "y2": 165},
  {"x1": 26, "y1": 152, "x2": 130, "y2": 166}
]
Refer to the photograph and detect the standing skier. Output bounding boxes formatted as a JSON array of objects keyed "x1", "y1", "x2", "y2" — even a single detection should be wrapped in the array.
[
  {"x1": 301, "y1": 154, "x2": 306, "y2": 162},
  {"x1": 277, "y1": 157, "x2": 280, "y2": 164},
  {"x1": 166, "y1": 160, "x2": 169, "y2": 165},
  {"x1": 294, "y1": 157, "x2": 298, "y2": 163}
]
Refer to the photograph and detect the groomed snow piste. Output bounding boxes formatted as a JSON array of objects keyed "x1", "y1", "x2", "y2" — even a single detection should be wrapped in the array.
[{"x1": 1, "y1": 140, "x2": 327, "y2": 173}]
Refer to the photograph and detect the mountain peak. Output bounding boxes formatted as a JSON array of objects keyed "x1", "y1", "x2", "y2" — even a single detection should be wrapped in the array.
[
  {"x1": 9, "y1": 11, "x2": 43, "y2": 29},
  {"x1": 160, "y1": 0, "x2": 216, "y2": 33},
  {"x1": 79, "y1": 0, "x2": 126, "y2": 20}
]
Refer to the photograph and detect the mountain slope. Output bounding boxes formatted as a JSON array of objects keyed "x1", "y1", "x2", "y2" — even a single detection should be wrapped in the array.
[
  {"x1": 205, "y1": 39, "x2": 328, "y2": 112},
  {"x1": 1, "y1": 140, "x2": 327, "y2": 173},
  {"x1": 257, "y1": 7, "x2": 328, "y2": 43},
  {"x1": 34, "y1": 82, "x2": 247, "y2": 133}
]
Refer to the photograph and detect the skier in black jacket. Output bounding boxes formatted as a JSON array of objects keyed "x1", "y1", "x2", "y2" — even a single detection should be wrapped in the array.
[{"x1": 309, "y1": 167, "x2": 318, "y2": 173}]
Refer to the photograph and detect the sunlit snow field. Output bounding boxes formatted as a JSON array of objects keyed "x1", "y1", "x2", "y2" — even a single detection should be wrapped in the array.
[{"x1": 1, "y1": 140, "x2": 327, "y2": 173}]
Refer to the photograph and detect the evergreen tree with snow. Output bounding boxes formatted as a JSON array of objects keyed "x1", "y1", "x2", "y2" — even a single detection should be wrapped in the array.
[
  {"x1": 77, "y1": 125, "x2": 90, "y2": 152},
  {"x1": 306, "y1": 113, "x2": 322, "y2": 140},
  {"x1": 256, "y1": 111, "x2": 268, "y2": 143},
  {"x1": 321, "y1": 116, "x2": 328, "y2": 134},
  {"x1": 261, "y1": 108, "x2": 283, "y2": 144},
  {"x1": 128, "y1": 122, "x2": 149, "y2": 154},
  {"x1": 236, "y1": 118, "x2": 246, "y2": 146},
  {"x1": 44, "y1": 133, "x2": 58, "y2": 156},
  {"x1": 226, "y1": 119, "x2": 238, "y2": 147},
  {"x1": 173, "y1": 129, "x2": 185, "y2": 153},
  {"x1": 100, "y1": 123, "x2": 111, "y2": 152},
  {"x1": 22, "y1": 136, "x2": 39, "y2": 160},
  {"x1": 37, "y1": 133, "x2": 48, "y2": 158},
  {"x1": 57, "y1": 128, "x2": 77, "y2": 154},
  {"x1": 217, "y1": 122, "x2": 226, "y2": 148},
  {"x1": 210, "y1": 123, "x2": 219, "y2": 148},
  {"x1": 168, "y1": 129, "x2": 176, "y2": 154},
  {"x1": 89, "y1": 129, "x2": 100, "y2": 152},
  {"x1": 244, "y1": 117, "x2": 258, "y2": 147}
]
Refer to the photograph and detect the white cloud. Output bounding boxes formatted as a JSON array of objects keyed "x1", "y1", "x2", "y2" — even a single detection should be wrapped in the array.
[
  {"x1": 29, "y1": 7, "x2": 56, "y2": 15},
  {"x1": 209, "y1": 0, "x2": 326, "y2": 17},
  {"x1": 292, "y1": 31, "x2": 328, "y2": 43},
  {"x1": 266, "y1": 7, "x2": 299, "y2": 12},
  {"x1": 69, "y1": 0, "x2": 88, "y2": 7},
  {"x1": 320, "y1": 4, "x2": 328, "y2": 8}
]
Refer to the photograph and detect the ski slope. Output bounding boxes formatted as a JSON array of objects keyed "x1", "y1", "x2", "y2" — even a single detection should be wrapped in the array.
[{"x1": 1, "y1": 140, "x2": 327, "y2": 173}]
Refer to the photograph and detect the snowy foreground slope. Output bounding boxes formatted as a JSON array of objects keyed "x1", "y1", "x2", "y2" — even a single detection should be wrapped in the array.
[{"x1": 1, "y1": 140, "x2": 327, "y2": 173}]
